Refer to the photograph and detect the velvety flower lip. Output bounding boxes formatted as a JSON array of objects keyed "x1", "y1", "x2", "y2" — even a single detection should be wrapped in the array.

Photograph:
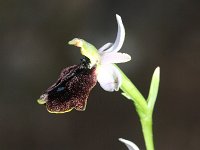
[
  {"x1": 69, "y1": 14, "x2": 131, "y2": 92},
  {"x1": 37, "y1": 57, "x2": 97, "y2": 113}
]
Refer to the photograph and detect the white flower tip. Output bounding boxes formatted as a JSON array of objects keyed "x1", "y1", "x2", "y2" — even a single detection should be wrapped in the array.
[
  {"x1": 116, "y1": 15, "x2": 123, "y2": 29},
  {"x1": 119, "y1": 138, "x2": 140, "y2": 150},
  {"x1": 101, "y1": 52, "x2": 131, "y2": 64},
  {"x1": 103, "y1": 14, "x2": 125, "y2": 53},
  {"x1": 116, "y1": 53, "x2": 131, "y2": 63},
  {"x1": 116, "y1": 14, "x2": 121, "y2": 21},
  {"x1": 125, "y1": 53, "x2": 131, "y2": 61}
]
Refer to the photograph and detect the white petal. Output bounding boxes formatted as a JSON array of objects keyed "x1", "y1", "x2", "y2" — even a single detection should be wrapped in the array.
[
  {"x1": 119, "y1": 138, "x2": 140, "y2": 150},
  {"x1": 104, "y1": 14, "x2": 125, "y2": 53},
  {"x1": 97, "y1": 64, "x2": 122, "y2": 92},
  {"x1": 101, "y1": 52, "x2": 131, "y2": 64},
  {"x1": 98, "y1": 43, "x2": 113, "y2": 52}
]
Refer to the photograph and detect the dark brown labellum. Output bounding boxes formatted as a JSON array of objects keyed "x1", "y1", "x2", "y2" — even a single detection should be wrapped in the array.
[{"x1": 38, "y1": 58, "x2": 97, "y2": 113}]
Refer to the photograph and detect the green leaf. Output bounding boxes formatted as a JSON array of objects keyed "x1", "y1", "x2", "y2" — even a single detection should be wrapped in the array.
[{"x1": 147, "y1": 67, "x2": 160, "y2": 112}]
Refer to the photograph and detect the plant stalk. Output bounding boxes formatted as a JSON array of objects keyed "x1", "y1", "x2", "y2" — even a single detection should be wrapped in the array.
[
  {"x1": 117, "y1": 66, "x2": 155, "y2": 150},
  {"x1": 140, "y1": 114, "x2": 154, "y2": 150}
]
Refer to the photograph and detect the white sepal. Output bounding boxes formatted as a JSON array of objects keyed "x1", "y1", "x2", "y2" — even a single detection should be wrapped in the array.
[
  {"x1": 119, "y1": 138, "x2": 140, "y2": 150},
  {"x1": 98, "y1": 43, "x2": 113, "y2": 52},
  {"x1": 104, "y1": 14, "x2": 125, "y2": 53},
  {"x1": 101, "y1": 52, "x2": 131, "y2": 64}
]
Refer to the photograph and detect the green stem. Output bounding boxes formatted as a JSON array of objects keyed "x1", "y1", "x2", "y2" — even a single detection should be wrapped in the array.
[
  {"x1": 115, "y1": 65, "x2": 148, "y2": 114},
  {"x1": 140, "y1": 115, "x2": 154, "y2": 150},
  {"x1": 116, "y1": 66, "x2": 158, "y2": 150}
]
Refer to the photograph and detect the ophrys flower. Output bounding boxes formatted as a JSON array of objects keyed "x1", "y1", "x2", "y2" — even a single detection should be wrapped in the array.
[{"x1": 38, "y1": 14, "x2": 131, "y2": 113}]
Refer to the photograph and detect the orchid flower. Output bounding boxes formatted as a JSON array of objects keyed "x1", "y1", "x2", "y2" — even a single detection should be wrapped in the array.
[
  {"x1": 69, "y1": 14, "x2": 131, "y2": 92},
  {"x1": 119, "y1": 138, "x2": 140, "y2": 150},
  {"x1": 37, "y1": 14, "x2": 130, "y2": 113}
]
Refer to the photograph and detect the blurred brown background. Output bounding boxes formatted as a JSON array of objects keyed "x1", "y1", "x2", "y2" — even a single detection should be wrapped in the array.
[{"x1": 0, "y1": 0, "x2": 200, "y2": 149}]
